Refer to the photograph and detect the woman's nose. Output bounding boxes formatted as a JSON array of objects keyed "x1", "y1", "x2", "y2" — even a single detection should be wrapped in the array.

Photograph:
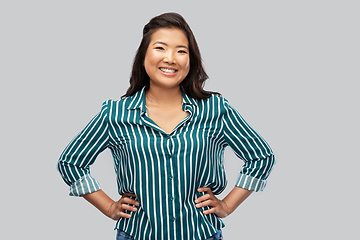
[{"x1": 163, "y1": 51, "x2": 176, "y2": 64}]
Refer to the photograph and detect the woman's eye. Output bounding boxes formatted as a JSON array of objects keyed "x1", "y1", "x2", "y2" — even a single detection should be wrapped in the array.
[
  {"x1": 155, "y1": 47, "x2": 164, "y2": 50},
  {"x1": 178, "y1": 50, "x2": 187, "y2": 54}
]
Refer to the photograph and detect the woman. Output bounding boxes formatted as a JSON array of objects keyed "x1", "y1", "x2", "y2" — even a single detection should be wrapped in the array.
[{"x1": 58, "y1": 12, "x2": 275, "y2": 240}]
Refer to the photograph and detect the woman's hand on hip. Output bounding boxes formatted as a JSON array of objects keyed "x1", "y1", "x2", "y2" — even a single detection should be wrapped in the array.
[
  {"x1": 195, "y1": 187, "x2": 230, "y2": 218},
  {"x1": 108, "y1": 193, "x2": 139, "y2": 220}
]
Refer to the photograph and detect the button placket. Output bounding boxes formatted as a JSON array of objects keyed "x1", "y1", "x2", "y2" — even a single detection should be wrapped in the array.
[{"x1": 165, "y1": 134, "x2": 177, "y2": 222}]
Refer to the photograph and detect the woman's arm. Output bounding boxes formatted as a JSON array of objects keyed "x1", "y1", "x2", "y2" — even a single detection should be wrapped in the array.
[
  {"x1": 195, "y1": 186, "x2": 252, "y2": 218},
  {"x1": 82, "y1": 190, "x2": 139, "y2": 220},
  {"x1": 221, "y1": 98, "x2": 276, "y2": 192},
  {"x1": 57, "y1": 102, "x2": 110, "y2": 197}
]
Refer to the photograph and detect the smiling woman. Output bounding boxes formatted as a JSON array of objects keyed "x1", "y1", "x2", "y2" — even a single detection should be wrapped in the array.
[
  {"x1": 122, "y1": 12, "x2": 217, "y2": 100},
  {"x1": 144, "y1": 28, "x2": 190, "y2": 90},
  {"x1": 57, "y1": 12, "x2": 275, "y2": 240}
]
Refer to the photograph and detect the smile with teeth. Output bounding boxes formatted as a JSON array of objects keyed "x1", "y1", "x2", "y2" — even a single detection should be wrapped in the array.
[{"x1": 159, "y1": 67, "x2": 177, "y2": 73}]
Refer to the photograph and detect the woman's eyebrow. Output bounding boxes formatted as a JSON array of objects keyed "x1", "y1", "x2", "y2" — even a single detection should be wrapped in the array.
[{"x1": 153, "y1": 41, "x2": 188, "y2": 49}]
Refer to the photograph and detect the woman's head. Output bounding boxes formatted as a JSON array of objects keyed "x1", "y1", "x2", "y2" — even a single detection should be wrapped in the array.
[
  {"x1": 143, "y1": 27, "x2": 190, "y2": 91},
  {"x1": 123, "y1": 12, "x2": 219, "y2": 99}
]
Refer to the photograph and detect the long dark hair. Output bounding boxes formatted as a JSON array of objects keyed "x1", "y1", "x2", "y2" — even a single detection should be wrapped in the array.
[{"x1": 122, "y1": 12, "x2": 220, "y2": 99}]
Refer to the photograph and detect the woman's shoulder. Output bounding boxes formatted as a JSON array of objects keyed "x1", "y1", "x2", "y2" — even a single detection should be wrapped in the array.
[
  {"x1": 99, "y1": 96, "x2": 137, "y2": 124},
  {"x1": 103, "y1": 93, "x2": 139, "y2": 107},
  {"x1": 191, "y1": 94, "x2": 228, "y2": 117},
  {"x1": 195, "y1": 93, "x2": 226, "y2": 106}
]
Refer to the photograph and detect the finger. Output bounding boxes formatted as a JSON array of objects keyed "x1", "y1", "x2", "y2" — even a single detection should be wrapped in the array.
[
  {"x1": 122, "y1": 193, "x2": 137, "y2": 198},
  {"x1": 195, "y1": 199, "x2": 213, "y2": 208},
  {"x1": 122, "y1": 193, "x2": 136, "y2": 197},
  {"x1": 195, "y1": 193, "x2": 210, "y2": 204},
  {"x1": 203, "y1": 207, "x2": 216, "y2": 215},
  {"x1": 118, "y1": 211, "x2": 132, "y2": 219},
  {"x1": 197, "y1": 187, "x2": 212, "y2": 193},
  {"x1": 121, "y1": 203, "x2": 138, "y2": 212},
  {"x1": 123, "y1": 197, "x2": 140, "y2": 206}
]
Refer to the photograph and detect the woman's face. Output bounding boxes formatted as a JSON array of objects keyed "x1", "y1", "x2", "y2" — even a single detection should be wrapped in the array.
[{"x1": 144, "y1": 27, "x2": 190, "y2": 90}]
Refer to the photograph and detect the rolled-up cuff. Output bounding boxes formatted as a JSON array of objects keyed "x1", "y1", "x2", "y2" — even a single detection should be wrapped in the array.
[
  {"x1": 69, "y1": 174, "x2": 101, "y2": 196},
  {"x1": 235, "y1": 173, "x2": 267, "y2": 192}
]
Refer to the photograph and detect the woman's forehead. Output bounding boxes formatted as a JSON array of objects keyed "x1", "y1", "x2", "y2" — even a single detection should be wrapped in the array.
[{"x1": 150, "y1": 28, "x2": 188, "y2": 46}]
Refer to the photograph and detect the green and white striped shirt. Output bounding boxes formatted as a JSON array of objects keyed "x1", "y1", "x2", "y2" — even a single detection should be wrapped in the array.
[{"x1": 58, "y1": 87, "x2": 275, "y2": 240}]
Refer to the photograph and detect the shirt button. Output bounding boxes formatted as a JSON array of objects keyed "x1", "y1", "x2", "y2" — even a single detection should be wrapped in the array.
[
  {"x1": 169, "y1": 196, "x2": 174, "y2": 201},
  {"x1": 171, "y1": 217, "x2": 176, "y2": 222},
  {"x1": 169, "y1": 175, "x2": 173, "y2": 180}
]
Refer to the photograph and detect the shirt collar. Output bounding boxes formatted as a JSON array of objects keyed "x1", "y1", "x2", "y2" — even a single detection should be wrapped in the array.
[
  {"x1": 181, "y1": 87, "x2": 198, "y2": 108},
  {"x1": 126, "y1": 87, "x2": 147, "y2": 112},
  {"x1": 126, "y1": 86, "x2": 198, "y2": 113}
]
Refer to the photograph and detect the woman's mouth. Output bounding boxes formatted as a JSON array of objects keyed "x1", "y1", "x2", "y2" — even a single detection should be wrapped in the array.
[
  {"x1": 159, "y1": 67, "x2": 177, "y2": 73},
  {"x1": 159, "y1": 67, "x2": 178, "y2": 76}
]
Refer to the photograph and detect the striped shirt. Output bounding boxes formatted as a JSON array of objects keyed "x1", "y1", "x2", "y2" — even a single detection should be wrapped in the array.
[{"x1": 57, "y1": 87, "x2": 275, "y2": 240}]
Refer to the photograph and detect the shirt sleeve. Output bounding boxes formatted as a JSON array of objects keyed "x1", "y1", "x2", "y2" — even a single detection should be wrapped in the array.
[
  {"x1": 57, "y1": 101, "x2": 110, "y2": 196},
  {"x1": 221, "y1": 98, "x2": 275, "y2": 192}
]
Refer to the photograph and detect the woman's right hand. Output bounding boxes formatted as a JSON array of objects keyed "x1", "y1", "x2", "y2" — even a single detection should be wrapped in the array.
[{"x1": 108, "y1": 193, "x2": 139, "y2": 220}]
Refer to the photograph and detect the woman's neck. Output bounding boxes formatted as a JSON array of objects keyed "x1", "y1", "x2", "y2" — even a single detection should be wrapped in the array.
[{"x1": 145, "y1": 85, "x2": 183, "y2": 107}]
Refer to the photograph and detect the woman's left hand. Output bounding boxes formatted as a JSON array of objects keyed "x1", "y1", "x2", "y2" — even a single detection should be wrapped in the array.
[{"x1": 195, "y1": 187, "x2": 231, "y2": 218}]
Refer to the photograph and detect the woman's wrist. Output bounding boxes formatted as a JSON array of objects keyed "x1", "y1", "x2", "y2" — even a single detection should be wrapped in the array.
[
  {"x1": 107, "y1": 200, "x2": 116, "y2": 219},
  {"x1": 82, "y1": 190, "x2": 115, "y2": 219},
  {"x1": 222, "y1": 187, "x2": 253, "y2": 215}
]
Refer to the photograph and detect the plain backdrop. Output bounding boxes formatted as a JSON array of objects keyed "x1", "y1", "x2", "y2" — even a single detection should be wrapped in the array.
[{"x1": 1, "y1": 1, "x2": 359, "y2": 239}]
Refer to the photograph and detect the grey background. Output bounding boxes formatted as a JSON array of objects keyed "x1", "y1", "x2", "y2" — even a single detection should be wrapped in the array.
[{"x1": 1, "y1": 0, "x2": 359, "y2": 239}]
